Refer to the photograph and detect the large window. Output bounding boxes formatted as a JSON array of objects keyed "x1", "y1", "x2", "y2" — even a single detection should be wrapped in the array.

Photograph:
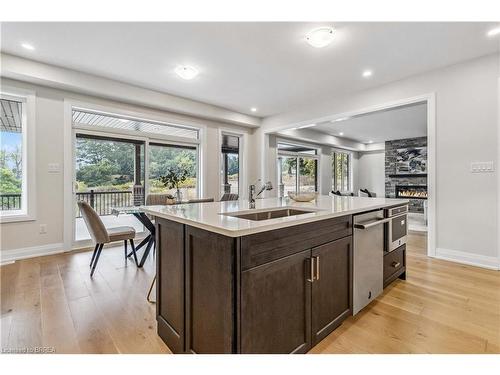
[
  {"x1": 277, "y1": 142, "x2": 318, "y2": 196},
  {"x1": 332, "y1": 151, "x2": 351, "y2": 192},
  {"x1": 220, "y1": 134, "x2": 240, "y2": 196},
  {"x1": 1, "y1": 93, "x2": 34, "y2": 220}
]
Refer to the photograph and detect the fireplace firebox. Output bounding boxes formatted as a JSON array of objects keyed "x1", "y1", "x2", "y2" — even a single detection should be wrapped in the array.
[{"x1": 395, "y1": 185, "x2": 428, "y2": 200}]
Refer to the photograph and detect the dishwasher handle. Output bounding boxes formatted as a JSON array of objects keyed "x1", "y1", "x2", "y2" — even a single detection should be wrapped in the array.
[
  {"x1": 354, "y1": 212, "x2": 407, "y2": 230},
  {"x1": 354, "y1": 217, "x2": 391, "y2": 229}
]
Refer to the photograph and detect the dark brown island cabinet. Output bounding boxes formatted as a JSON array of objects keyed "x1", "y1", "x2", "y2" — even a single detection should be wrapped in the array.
[{"x1": 154, "y1": 214, "x2": 405, "y2": 354}]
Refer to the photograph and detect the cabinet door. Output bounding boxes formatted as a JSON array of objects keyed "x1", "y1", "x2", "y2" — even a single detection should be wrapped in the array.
[
  {"x1": 311, "y1": 237, "x2": 352, "y2": 345},
  {"x1": 241, "y1": 249, "x2": 312, "y2": 354},
  {"x1": 185, "y1": 226, "x2": 236, "y2": 354},
  {"x1": 156, "y1": 218, "x2": 185, "y2": 354}
]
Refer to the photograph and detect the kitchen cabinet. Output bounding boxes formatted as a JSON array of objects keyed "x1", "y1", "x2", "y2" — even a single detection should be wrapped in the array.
[
  {"x1": 311, "y1": 237, "x2": 352, "y2": 345},
  {"x1": 241, "y1": 249, "x2": 312, "y2": 354},
  {"x1": 153, "y1": 205, "x2": 411, "y2": 354},
  {"x1": 240, "y1": 237, "x2": 352, "y2": 353}
]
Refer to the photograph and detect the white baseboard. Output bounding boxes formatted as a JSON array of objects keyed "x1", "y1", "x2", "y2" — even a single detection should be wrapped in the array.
[
  {"x1": 0, "y1": 242, "x2": 65, "y2": 265},
  {"x1": 434, "y1": 247, "x2": 500, "y2": 271}
]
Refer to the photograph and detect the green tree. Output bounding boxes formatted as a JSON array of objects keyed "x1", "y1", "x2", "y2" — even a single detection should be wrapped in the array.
[
  {"x1": 76, "y1": 159, "x2": 116, "y2": 188},
  {"x1": 0, "y1": 168, "x2": 21, "y2": 194}
]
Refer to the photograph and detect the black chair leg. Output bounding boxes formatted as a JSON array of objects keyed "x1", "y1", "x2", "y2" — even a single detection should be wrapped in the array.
[
  {"x1": 129, "y1": 239, "x2": 139, "y2": 266},
  {"x1": 90, "y1": 244, "x2": 104, "y2": 277},
  {"x1": 89, "y1": 243, "x2": 99, "y2": 268},
  {"x1": 124, "y1": 240, "x2": 128, "y2": 262}
]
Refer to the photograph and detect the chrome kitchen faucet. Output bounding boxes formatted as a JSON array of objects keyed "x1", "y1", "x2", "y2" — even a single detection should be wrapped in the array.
[{"x1": 249, "y1": 180, "x2": 273, "y2": 208}]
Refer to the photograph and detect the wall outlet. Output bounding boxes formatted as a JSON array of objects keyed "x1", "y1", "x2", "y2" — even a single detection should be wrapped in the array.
[
  {"x1": 39, "y1": 224, "x2": 47, "y2": 234},
  {"x1": 470, "y1": 161, "x2": 494, "y2": 173},
  {"x1": 48, "y1": 163, "x2": 61, "y2": 173}
]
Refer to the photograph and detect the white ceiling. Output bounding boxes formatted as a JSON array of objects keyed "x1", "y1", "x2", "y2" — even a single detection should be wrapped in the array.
[
  {"x1": 311, "y1": 102, "x2": 427, "y2": 144},
  {"x1": 1, "y1": 22, "x2": 498, "y2": 117}
]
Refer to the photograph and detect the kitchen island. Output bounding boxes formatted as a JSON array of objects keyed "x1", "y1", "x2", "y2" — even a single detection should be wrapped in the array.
[{"x1": 142, "y1": 195, "x2": 408, "y2": 354}]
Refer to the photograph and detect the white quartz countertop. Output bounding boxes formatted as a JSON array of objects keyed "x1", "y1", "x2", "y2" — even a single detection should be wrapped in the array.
[{"x1": 140, "y1": 195, "x2": 409, "y2": 237}]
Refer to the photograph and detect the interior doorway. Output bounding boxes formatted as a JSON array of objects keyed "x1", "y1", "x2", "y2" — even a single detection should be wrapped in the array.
[{"x1": 269, "y1": 94, "x2": 436, "y2": 256}]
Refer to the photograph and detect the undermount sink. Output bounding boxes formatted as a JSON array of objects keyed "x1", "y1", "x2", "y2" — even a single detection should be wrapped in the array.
[{"x1": 222, "y1": 208, "x2": 319, "y2": 221}]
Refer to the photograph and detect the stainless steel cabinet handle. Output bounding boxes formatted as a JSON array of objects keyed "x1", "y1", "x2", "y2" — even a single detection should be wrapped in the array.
[
  {"x1": 314, "y1": 256, "x2": 320, "y2": 281},
  {"x1": 392, "y1": 261, "x2": 401, "y2": 268},
  {"x1": 307, "y1": 258, "x2": 315, "y2": 283}
]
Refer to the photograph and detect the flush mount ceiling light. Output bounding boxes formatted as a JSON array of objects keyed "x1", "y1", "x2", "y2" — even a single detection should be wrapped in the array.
[
  {"x1": 306, "y1": 27, "x2": 335, "y2": 48},
  {"x1": 297, "y1": 123, "x2": 316, "y2": 129},
  {"x1": 21, "y1": 42, "x2": 35, "y2": 50},
  {"x1": 250, "y1": 107, "x2": 257, "y2": 112},
  {"x1": 487, "y1": 27, "x2": 500, "y2": 37},
  {"x1": 362, "y1": 70, "x2": 373, "y2": 78},
  {"x1": 175, "y1": 65, "x2": 199, "y2": 80}
]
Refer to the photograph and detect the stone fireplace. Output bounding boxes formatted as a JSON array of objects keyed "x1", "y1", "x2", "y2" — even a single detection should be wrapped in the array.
[{"x1": 385, "y1": 137, "x2": 427, "y2": 213}]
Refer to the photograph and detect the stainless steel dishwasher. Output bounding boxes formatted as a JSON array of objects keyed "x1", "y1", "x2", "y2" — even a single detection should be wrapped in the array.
[{"x1": 353, "y1": 209, "x2": 387, "y2": 315}]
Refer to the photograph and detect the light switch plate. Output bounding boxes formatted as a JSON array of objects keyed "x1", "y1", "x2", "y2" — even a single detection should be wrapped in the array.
[
  {"x1": 48, "y1": 163, "x2": 61, "y2": 173},
  {"x1": 470, "y1": 161, "x2": 494, "y2": 173}
]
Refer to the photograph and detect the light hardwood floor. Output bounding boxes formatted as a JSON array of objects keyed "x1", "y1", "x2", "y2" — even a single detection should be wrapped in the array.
[{"x1": 1, "y1": 233, "x2": 499, "y2": 354}]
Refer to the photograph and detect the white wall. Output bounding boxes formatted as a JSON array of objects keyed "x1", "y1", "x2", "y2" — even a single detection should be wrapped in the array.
[
  {"x1": 357, "y1": 150, "x2": 386, "y2": 198},
  {"x1": 0, "y1": 77, "x2": 252, "y2": 258},
  {"x1": 259, "y1": 53, "x2": 499, "y2": 268}
]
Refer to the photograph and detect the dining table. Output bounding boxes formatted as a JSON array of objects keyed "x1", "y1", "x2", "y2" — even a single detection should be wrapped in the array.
[
  {"x1": 111, "y1": 199, "x2": 212, "y2": 267},
  {"x1": 111, "y1": 206, "x2": 157, "y2": 267}
]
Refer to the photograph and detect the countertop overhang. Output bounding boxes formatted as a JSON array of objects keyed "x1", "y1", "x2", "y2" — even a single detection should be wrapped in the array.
[{"x1": 140, "y1": 195, "x2": 409, "y2": 237}]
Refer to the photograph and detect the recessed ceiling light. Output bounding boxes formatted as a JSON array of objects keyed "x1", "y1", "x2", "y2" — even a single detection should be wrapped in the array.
[
  {"x1": 368, "y1": 140, "x2": 373, "y2": 144},
  {"x1": 306, "y1": 27, "x2": 335, "y2": 48},
  {"x1": 175, "y1": 65, "x2": 199, "y2": 80},
  {"x1": 250, "y1": 107, "x2": 257, "y2": 112},
  {"x1": 21, "y1": 42, "x2": 35, "y2": 51},
  {"x1": 297, "y1": 123, "x2": 316, "y2": 129},
  {"x1": 339, "y1": 132, "x2": 344, "y2": 136},
  {"x1": 332, "y1": 117, "x2": 348, "y2": 122},
  {"x1": 487, "y1": 27, "x2": 500, "y2": 37},
  {"x1": 362, "y1": 70, "x2": 373, "y2": 78}
]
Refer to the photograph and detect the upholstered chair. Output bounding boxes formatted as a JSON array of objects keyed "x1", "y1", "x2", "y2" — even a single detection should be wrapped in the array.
[{"x1": 78, "y1": 201, "x2": 138, "y2": 277}]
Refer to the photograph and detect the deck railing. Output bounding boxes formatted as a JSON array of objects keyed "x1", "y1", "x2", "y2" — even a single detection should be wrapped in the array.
[
  {"x1": 0, "y1": 194, "x2": 22, "y2": 211},
  {"x1": 76, "y1": 190, "x2": 133, "y2": 217}
]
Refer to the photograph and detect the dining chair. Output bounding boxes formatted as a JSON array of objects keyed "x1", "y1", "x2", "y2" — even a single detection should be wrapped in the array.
[
  {"x1": 78, "y1": 201, "x2": 138, "y2": 277},
  {"x1": 331, "y1": 190, "x2": 354, "y2": 197},
  {"x1": 145, "y1": 193, "x2": 171, "y2": 205},
  {"x1": 220, "y1": 193, "x2": 239, "y2": 201},
  {"x1": 359, "y1": 188, "x2": 376, "y2": 198}
]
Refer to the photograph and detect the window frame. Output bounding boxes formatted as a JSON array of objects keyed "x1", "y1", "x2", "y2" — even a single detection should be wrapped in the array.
[
  {"x1": 218, "y1": 128, "x2": 247, "y2": 199},
  {"x1": 276, "y1": 139, "x2": 320, "y2": 195},
  {"x1": 331, "y1": 149, "x2": 353, "y2": 193},
  {"x1": 219, "y1": 130, "x2": 243, "y2": 198},
  {"x1": 0, "y1": 89, "x2": 36, "y2": 223}
]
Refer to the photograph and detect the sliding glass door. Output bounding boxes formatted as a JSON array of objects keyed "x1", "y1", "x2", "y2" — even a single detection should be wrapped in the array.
[
  {"x1": 148, "y1": 143, "x2": 198, "y2": 200},
  {"x1": 74, "y1": 134, "x2": 145, "y2": 242},
  {"x1": 278, "y1": 156, "x2": 297, "y2": 196},
  {"x1": 71, "y1": 108, "x2": 201, "y2": 246},
  {"x1": 277, "y1": 142, "x2": 319, "y2": 196}
]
